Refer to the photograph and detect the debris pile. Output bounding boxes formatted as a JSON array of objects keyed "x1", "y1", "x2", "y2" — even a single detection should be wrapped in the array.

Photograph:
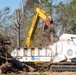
[{"x1": 0, "y1": 35, "x2": 25, "y2": 74}]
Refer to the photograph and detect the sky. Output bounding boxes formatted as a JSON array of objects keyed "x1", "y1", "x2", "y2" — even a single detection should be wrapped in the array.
[{"x1": 0, "y1": 0, "x2": 21, "y2": 13}]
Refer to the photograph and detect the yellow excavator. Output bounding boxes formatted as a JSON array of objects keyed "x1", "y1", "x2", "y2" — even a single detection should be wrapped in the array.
[{"x1": 25, "y1": 8, "x2": 51, "y2": 48}]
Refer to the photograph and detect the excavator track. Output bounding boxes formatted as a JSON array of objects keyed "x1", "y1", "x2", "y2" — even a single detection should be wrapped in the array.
[
  {"x1": 49, "y1": 62, "x2": 76, "y2": 72},
  {"x1": 50, "y1": 65, "x2": 76, "y2": 72}
]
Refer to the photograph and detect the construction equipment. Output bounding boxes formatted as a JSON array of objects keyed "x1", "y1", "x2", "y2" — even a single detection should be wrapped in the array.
[
  {"x1": 25, "y1": 8, "x2": 51, "y2": 47},
  {"x1": 11, "y1": 8, "x2": 76, "y2": 72}
]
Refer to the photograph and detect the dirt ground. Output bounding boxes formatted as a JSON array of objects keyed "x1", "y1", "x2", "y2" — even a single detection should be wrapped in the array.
[{"x1": 2, "y1": 72, "x2": 76, "y2": 75}]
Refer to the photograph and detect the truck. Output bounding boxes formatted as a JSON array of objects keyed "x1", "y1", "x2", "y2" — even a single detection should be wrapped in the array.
[{"x1": 11, "y1": 8, "x2": 76, "y2": 71}]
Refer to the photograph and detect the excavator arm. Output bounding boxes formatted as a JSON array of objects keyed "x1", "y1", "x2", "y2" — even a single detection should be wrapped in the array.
[{"x1": 26, "y1": 8, "x2": 51, "y2": 47}]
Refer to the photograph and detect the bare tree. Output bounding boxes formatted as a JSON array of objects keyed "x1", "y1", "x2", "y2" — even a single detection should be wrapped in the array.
[{"x1": 13, "y1": 9, "x2": 22, "y2": 47}]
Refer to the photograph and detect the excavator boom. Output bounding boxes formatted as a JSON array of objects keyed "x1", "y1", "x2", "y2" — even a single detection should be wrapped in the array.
[{"x1": 25, "y1": 8, "x2": 51, "y2": 47}]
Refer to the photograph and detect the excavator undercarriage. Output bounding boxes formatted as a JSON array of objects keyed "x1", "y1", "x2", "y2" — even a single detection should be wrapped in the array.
[{"x1": 49, "y1": 61, "x2": 76, "y2": 72}]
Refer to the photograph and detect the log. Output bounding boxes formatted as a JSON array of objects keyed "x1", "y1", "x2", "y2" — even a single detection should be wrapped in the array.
[
  {"x1": 0, "y1": 62, "x2": 12, "y2": 73},
  {"x1": 8, "y1": 58, "x2": 24, "y2": 70},
  {"x1": 6, "y1": 52, "x2": 25, "y2": 70}
]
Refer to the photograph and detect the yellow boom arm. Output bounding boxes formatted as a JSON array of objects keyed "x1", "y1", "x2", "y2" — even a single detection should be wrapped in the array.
[{"x1": 26, "y1": 8, "x2": 51, "y2": 47}]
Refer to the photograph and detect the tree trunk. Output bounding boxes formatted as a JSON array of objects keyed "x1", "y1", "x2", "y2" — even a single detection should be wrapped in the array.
[{"x1": 17, "y1": 25, "x2": 20, "y2": 48}]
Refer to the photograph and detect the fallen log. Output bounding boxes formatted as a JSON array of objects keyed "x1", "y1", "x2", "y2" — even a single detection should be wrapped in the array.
[
  {"x1": 0, "y1": 62, "x2": 12, "y2": 73},
  {"x1": 6, "y1": 52, "x2": 25, "y2": 70}
]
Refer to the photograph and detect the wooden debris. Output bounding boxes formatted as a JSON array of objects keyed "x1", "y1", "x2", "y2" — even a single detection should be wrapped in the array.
[{"x1": 0, "y1": 62, "x2": 12, "y2": 73}]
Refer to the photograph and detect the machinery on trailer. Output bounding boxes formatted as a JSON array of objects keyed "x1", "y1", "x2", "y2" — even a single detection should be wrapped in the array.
[{"x1": 11, "y1": 8, "x2": 76, "y2": 71}]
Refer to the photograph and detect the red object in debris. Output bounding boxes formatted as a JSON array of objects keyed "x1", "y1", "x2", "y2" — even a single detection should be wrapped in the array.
[{"x1": 44, "y1": 20, "x2": 55, "y2": 27}]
